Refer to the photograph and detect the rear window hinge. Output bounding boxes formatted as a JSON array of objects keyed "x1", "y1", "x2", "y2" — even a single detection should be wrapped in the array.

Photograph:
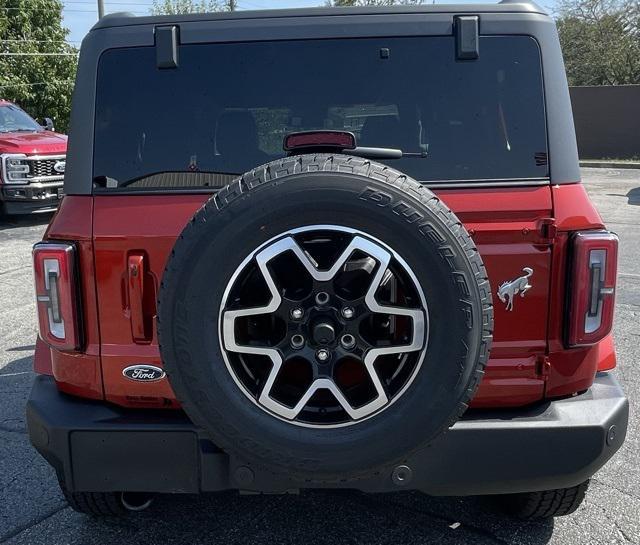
[
  {"x1": 155, "y1": 25, "x2": 179, "y2": 69},
  {"x1": 455, "y1": 15, "x2": 479, "y2": 60}
]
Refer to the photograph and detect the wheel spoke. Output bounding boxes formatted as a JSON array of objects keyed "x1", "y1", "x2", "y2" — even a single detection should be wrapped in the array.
[{"x1": 220, "y1": 227, "x2": 429, "y2": 426}]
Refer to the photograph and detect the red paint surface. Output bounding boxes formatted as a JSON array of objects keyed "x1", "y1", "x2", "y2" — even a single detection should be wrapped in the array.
[
  {"x1": 0, "y1": 101, "x2": 67, "y2": 156},
  {"x1": 42, "y1": 197, "x2": 103, "y2": 398},
  {"x1": 40, "y1": 182, "x2": 614, "y2": 410},
  {"x1": 597, "y1": 335, "x2": 617, "y2": 371},
  {"x1": 553, "y1": 183, "x2": 604, "y2": 231},
  {"x1": 33, "y1": 338, "x2": 53, "y2": 375},
  {"x1": 0, "y1": 131, "x2": 67, "y2": 156}
]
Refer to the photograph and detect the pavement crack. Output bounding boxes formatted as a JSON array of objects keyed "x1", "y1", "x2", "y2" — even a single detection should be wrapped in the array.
[
  {"x1": 588, "y1": 499, "x2": 636, "y2": 544},
  {"x1": 0, "y1": 265, "x2": 30, "y2": 278},
  {"x1": 0, "y1": 453, "x2": 39, "y2": 494},
  {"x1": 592, "y1": 477, "x2": 640, "y2": 501},
  {"x1": 0, "y1": 425, "x2": 26, "y2": 435},
  {"x1": 0, "y1": 371, "x2": 32, "y2": 378},
  {"x1": 0, "y1": 503, "x2": 68, "y2": 544}
]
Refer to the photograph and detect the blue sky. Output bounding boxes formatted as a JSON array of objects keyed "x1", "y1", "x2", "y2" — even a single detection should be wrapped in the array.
[
  {"x1": 63, "y1": 0, "x2": 555, "y2": 45},
  {"x1": 63, "y1": 0, "x2": 325, "y2": 45}
]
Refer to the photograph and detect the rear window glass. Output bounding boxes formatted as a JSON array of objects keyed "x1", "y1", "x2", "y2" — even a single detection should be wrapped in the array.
[{"x1": 93, "y1": 36, "x2": 548, "y2": 190}]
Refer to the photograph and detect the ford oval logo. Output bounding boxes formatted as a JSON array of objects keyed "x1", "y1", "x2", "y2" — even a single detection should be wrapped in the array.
[
  {"x1": 53, "y1": 160, "x2": 66, "y2": 174},
  {"x1": 122, "y1": 365, "x2": 166, "y2": 382}
]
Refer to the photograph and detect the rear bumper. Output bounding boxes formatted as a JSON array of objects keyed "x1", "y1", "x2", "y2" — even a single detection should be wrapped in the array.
[
  {"x1": 1, "y1": 183, "x2": 62, "y2": 214},
  {"x1": 27, "y1": 373, "x2": 628, "y2": 496}
]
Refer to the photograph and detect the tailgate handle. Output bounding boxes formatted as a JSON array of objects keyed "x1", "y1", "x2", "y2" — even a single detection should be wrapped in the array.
[{"x1": 127, "y1": 254, "x2": 150, "y2": 342}]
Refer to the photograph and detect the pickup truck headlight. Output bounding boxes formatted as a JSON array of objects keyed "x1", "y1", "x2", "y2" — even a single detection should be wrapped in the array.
[{"x1": 1, "y1": 153, "x2": 30, "y2": 184}]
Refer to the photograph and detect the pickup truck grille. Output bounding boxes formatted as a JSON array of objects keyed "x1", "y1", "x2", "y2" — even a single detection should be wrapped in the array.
[
  {"x1": 29, "y1": 159, "x2": 58, "y2": 178},
  {"x1": 26, "y1": 156, "x2": 65, "y2": 183}
]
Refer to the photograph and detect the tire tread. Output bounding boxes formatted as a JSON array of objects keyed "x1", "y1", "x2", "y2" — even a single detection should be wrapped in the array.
[
  {"x1": 61, "y1": 482, "x2": 127, "y2": 517},
  {"x1": 500, "y1": 480, "x2": 590, "y2": 519}
]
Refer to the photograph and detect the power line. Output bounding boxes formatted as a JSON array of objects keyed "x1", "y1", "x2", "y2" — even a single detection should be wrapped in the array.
[
  {"x1": 63, "y1": 0, "x2": 151, "y2": 3},
  {"x1": 0, "y1": 80, "x2": 75, "y2": 90},
  {"x1": 63, "y1": 0, "x2": 153, "y2": 4},
  {"x1": 0, "y1": 39, "x2": 81, "y2": 44},
  {"x1": 1, "y1": 6, "x2": 147, "y2": 13},
  {"x1": 0, "y1": 52, "x2": 78, "y2": 56}
]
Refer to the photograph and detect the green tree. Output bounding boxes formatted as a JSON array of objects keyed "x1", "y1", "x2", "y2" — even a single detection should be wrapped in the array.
[
  {"x1": 0, "y1": 0, "x2": 77, "y2": 132},
  {"x1": 556, "y1": 0, "x2": 640, "y2": 85},
  {"x1": 151, "y1": 0, "x2": 236, "y2": 14}
]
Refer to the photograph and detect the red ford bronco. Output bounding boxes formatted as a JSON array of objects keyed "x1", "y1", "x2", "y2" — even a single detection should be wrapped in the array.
[
  {"x1": 27, "y1": 1, "x2": 628, "y2": 519},
  {"x1": 0, "y1": 100, "x2": 67, "y2": 215}
]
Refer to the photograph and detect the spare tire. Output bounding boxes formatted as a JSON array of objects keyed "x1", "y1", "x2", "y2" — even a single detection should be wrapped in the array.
[{"x1": 158, "y1": 154, "x2": 493, "y2": 480}]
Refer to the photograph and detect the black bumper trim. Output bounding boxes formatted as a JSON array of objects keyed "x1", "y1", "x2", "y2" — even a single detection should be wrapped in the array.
[
  {"x1": 2, "y1": 185, "x2": 62, "y2": 214},
  {"x1": 27, "y1": 373, "x2": 628, "y2": 495}
]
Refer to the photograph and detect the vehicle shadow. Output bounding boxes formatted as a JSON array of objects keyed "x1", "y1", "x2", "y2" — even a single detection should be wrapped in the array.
[
  {"x1": 0, "y1": 212, "x2": 53, "y2": 231},
  {"x1": 626, "y1": 187, "x2": 640, "y2": 205},
  {"x1": 64, "y1": 490, "x2": 555, "y2": 544}
]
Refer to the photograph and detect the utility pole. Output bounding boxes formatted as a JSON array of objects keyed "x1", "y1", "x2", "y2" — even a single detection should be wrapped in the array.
[
  {"x1": 228, "y1": 0, "x2": 237, "y2": 11},
  {"x1": 97, "y1": 0, "x2": 105, "y2": 19}
]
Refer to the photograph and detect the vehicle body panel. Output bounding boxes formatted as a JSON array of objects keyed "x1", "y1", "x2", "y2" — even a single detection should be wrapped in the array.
[
  {"x1": 43, "y1": 181, "x2": 610, "y2": 409},
  {"x1": 39, "y1": 5, "x2": 610, "y2": 410},
  {"x1": 80, "y1": 185, "x2": 552, "y2": 409},
  {"x1": 0, "y1": 131, "x2": 67, "y2": 155}
]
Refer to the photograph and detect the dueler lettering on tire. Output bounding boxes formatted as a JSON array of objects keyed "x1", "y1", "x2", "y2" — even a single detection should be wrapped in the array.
[{"x1": 158, "y1": 154, "x2": 493, "y2": 480}]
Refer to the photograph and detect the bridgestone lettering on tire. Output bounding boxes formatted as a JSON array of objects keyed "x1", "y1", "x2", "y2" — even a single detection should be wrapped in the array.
[{"x1": 158, "y1": 154, "x2": 493, "y2": 480}]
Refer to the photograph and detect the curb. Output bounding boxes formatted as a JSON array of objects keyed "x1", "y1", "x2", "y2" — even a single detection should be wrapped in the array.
[{"x1": 580, "y1": 161, "x2": 640, "y2": 170}]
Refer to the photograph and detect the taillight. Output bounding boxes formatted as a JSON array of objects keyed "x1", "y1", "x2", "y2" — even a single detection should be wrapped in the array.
[
  {"x1": 33, "y1": 243, "x2": 81, "y2": 351},
  {"x1": 567, "y1": 231, "x2": 618, "y2": 347}
]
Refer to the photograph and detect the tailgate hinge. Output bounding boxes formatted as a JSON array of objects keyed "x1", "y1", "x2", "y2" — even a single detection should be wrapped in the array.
[
  {"x1": 538, "y1": 217, "x2": 557, "y2": 244},
  {"x1": 536, "y1": 355, "x2": 551, "y2": 380}
]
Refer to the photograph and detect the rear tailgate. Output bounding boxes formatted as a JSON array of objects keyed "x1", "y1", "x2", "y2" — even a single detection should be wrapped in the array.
[
  {"x1": 438, "y1": 186, "x2": 553, "y2": 407},
  {"x1": 92, "y1": 186, "x2": 553, "y2": 409}
]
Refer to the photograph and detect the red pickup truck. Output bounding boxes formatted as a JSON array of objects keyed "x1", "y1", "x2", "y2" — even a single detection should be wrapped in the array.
[
  {"x1": 27, "y1": 2, "x2": 628, "y2": 520},
  {"x1": 0, "y1": 100, "x2": 67, "y2": 215}
]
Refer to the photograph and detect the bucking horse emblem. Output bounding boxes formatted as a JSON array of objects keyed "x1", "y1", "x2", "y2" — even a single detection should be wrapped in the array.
[{"x1": 497, "y1": 267, "x2": 533, "y2": 311}]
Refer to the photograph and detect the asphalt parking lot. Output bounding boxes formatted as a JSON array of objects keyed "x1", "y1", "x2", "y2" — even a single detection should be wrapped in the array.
[{"x1": 1, "y1": 168, "x2": 638, "y2": 545}]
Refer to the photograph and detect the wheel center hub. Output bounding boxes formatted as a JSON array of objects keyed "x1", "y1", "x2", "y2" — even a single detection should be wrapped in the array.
[{"x1": 311, "y1": 319, "x2": 336, "y2": 345}]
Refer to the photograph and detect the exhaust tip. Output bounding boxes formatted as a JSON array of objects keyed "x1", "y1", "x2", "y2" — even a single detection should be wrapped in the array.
[{"x1": 120, "y1": 492, "x2": 154, "y2": 512}]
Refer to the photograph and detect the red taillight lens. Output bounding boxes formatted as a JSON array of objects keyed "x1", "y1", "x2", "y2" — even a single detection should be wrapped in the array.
[
  {"x1": 567, "y1": 231, "x2": 618, "y2": 347},
  {"x1": 283, "y1": 130, "x2": 356, "y2": 151},
  {"x1": 33, "y1": 243, "x2": 81, "y2": 351}
]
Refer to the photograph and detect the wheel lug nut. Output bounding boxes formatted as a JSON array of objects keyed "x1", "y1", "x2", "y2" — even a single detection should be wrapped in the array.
[
  {"x1": 341, "y1": 306, "x2": 355, "y2": 319},
  {"x1": 340, "y1": 334, "x2": 356, "y2": 350},
  {"x1": 315, "y1": 292, "x2": 330, "y2": 306},
  {"x1": 290, "y1": 308, "x2": 304, "y2": 320},
  {"x1": 316, "y1": 349, "x2": 330, "y2": 362},
  {"x1": 291, "y1": 334, "x2": 305, "y2": 350}
]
